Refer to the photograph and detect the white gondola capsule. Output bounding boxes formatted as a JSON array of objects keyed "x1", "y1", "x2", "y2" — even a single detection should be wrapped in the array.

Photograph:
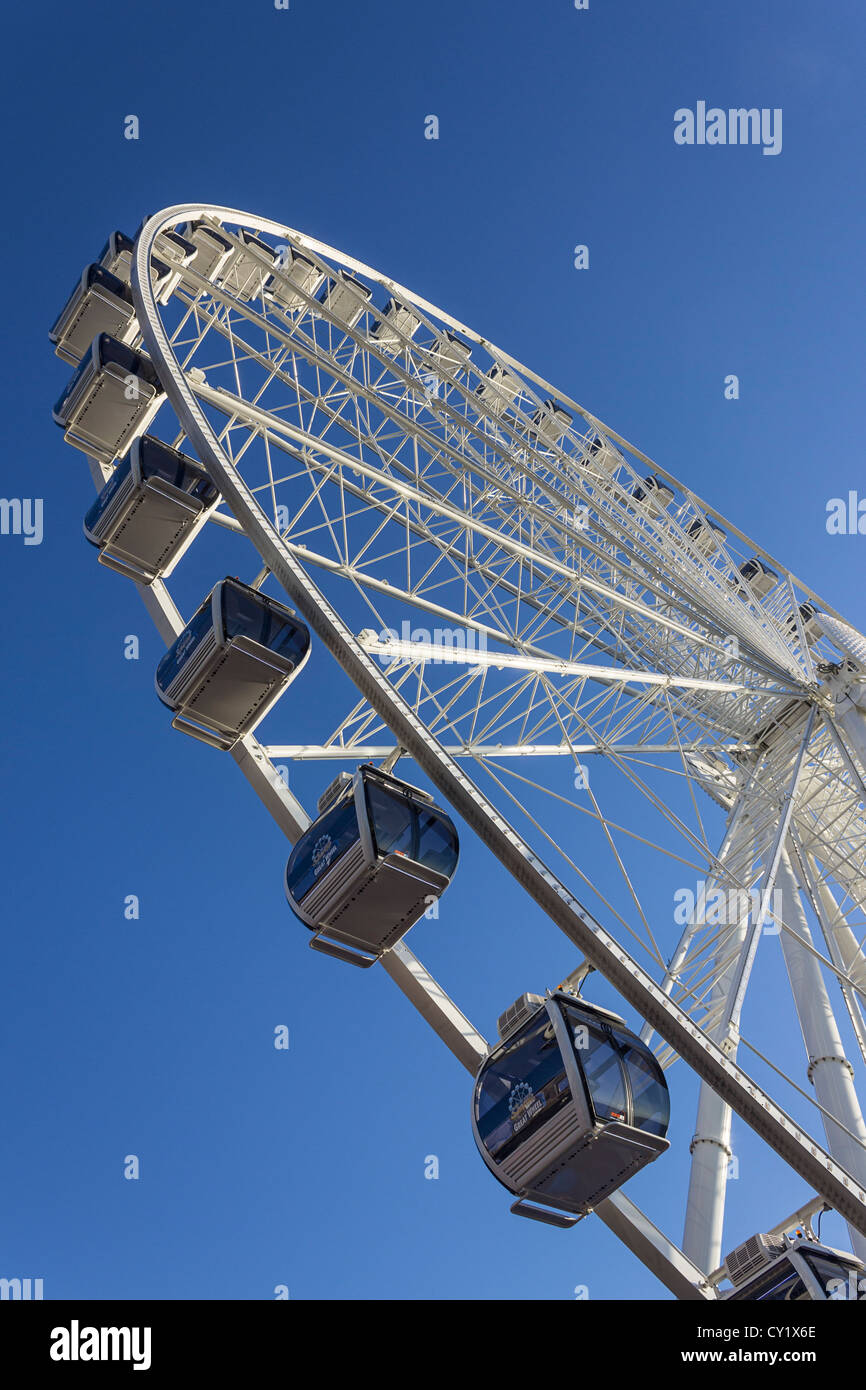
[
  {"x1": 472, "y1": 991, "x2": 670, "y2": 1227},
  {"x1": 722, "y1": 1231, "x2": 865, "y2": 1301},
  {"x1": 83, "y1": 435, "x2": 219, "y2": 584},
  {"x1": 264, "y1": 247, "x2": 325, "y2": 314},
  {"x1": 429, "y1": 329, "x2": 473, "y2": 367},
  {"x1": 49, "y1": 264, "x2": 140, "y2": 367},
  {"x1": 285, "y1": 764, "x2": 460, "y2": 967},
  {"x1": 686, "y1": 516, "x2": 726, "y2": 556},
  {"x1": 530, "y1": 399, "x2": 573, "y2": 443},
  {"x1": 789, "y1": 601, "x2": 823, "y2": 644},
  {"x1": 97, "y1": 226, "x2": 191, "y2": 303},
  {"x1": 369, "y1": 297, "x2": 421, "y2": 350},
  {"x1": 583, "y1": 433, "x2": 621, "y2": 473},
  {"x1": 632, "y1": 474, "x2": 674, "y2": 518},
  {"x1": 98, "y1": 230, "x2": 136, "y2": 280},
  {"x1": 149, "y1": 228, "x2": 197, "y2": 303},
  {"x1": 220, "y1": 229, "x2": 278, "y2": 301},
  {"x1": 737, "y1": 556, "x2": 779, "y2": 600},
  {"x1": 178, "y1": 220, "x2": 236, "y2": 289},
  {"x1": 155, "y1": 577, "x2": 311, "y2": 750},
  {"x1": 53, "y1": 334, "x2": 165, "y2": 466},
  {"x1": 317, "y1": 270, "x2": 374, "y2": 328},
  {"x1": 475, "y1": 363, "x2": 521, "y2": 416}
]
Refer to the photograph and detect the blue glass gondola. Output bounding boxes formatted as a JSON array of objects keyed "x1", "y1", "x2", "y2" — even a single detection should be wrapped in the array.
[
  {"x1": 49, "y1": 264, "x2": 139, "y2": 367},
  {"x1": 155, "y1": 578, "x2": 311, "y2": 749},
  {"x1": 472, "y1": 991, "x2": 670, "y2": 1226},
  {"x1": 53, "y1": 334, "x2": 165, "y2": 465},
  {"x1": 723, "y1": 1231, "x2": 865, "y2": 1300},
  {"x1": 84, "y1": 435, "x2": 219, "y2": 583},
  {"x1": 285, "y1": 764, "x2": 459, "y2": 967}
]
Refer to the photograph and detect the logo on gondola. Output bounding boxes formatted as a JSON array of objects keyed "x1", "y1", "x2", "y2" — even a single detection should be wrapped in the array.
[
  {"x1": 508, "y1": 1082, "x2": 533, "y2": 1116},
  {"x1": 508, "y1": 1081, "x2": 545, "y2": 1134},
  {"x1": 312, "y1": 834, "x2": 337, "y2": 877}
]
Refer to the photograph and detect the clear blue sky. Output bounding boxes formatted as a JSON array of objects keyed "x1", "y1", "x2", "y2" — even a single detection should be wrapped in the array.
[{"x1": 2, "y1": 0, "x2": 865, "y2": 1300}]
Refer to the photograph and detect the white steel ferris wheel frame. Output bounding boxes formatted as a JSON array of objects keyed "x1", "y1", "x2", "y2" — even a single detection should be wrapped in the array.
[{"x1": 74, "y1": 202, "x2": 866, "y2": 1297}]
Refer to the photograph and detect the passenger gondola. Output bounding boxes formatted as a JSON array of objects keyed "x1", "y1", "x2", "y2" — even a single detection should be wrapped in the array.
[
  {"x1": 530, "y1": 399, "x2": 573, "y2": 443},
  {"x1": 686, "y1": 516, "x2": 726, "y2": 556},
  {"x1": 98, "y1": 231, "x2": 136, "y2": 280},
  {"x1": 430, "y1": 329, "x2": 473, "y2": 366},
  {"x1": 284, "y1": 764, "x2": 459, "y2": 967},
  {"x1": 472, "y1": 990, "x2": 670, "y2": 1226},
  {"x1": 222, "y1": 229, "x2": 278, "y2": 301},
  {"x1": 722, "y1": 1230, "x2": 865, "y2": 1300},
  {"x1": 370, "y1": 297, "x2": 421, "y2": 349},
  {"x1": 264, "y1": 247, "x2": 325, "y2": 315},
  {"x1": 178, "y1": 220, "x2": 236, "y2": 289},
  {"x1": 317, "y1": 270, "x2": 373, "y2": 328},
  {"x1": 148, "y1": 227, "x2": 197, "y2": 303},
  {"x1": 789, "y1": 601, "x2": 822, "y2": 645},
  {"x1": 475, "y1": 363, "x2": 520, "y2": 415},
  {"x1": 155, "y1": 577, "x2": 311, "y2": 749},
  {"x1": 84, "y1": 435, "x2": 219, "y2": 583},
  {"x1": 97, "y1": 225, "x2": 193, "y2": 302},
  {"x1": 737, "y1": 556, "x2": 778, "y2": 600},
  {"x1": 632, "y1": 474, "x2": 674, "y2": 518},
  {"x1": 49, "y1": 264, "x2": 140, "y2": 367},
  {"x1": 584, "y1": 433, "x2": 621, "y2": 473},
  {"x1": 53, "y1": 334, "x2": 165, "y2": 465}
]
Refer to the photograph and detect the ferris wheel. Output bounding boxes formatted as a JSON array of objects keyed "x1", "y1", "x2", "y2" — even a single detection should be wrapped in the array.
[{"x1": 50, "y1": 203, "x2": 866, "y2": 1300}]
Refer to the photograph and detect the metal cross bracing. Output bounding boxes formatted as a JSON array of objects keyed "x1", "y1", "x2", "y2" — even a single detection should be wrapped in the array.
[{"x1": 55, "y1": 204, "x2": 866, "y2": 1295}]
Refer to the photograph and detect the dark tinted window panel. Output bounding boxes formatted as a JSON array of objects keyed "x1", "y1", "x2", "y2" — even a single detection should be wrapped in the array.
[
  {"x1": 286, "y1": 798, "x2": 361, "y2": 904},
  {"x1": 366, "y1": 781, "x2": 415, "y2": 858},
  {"x1": 476, "y1": 1012, "x2": 570, "y2": 1163},
  {"x1": 220, "y1": 583, "x2": 308, "y2": 664},
  {"x1": 156, "y1": 598, "x2": 214, "y2": 693},
  {"x1": 728, "y1": 1260, "x2": 810, "y2": 1301},
  {"x1": 84, "y1": 456, "x2": 132, "y2": 532},
  {"x1": 139, "y1": 439, "x2": 218, "y2": 503},
  {"x1": 415, "y1": 807, "x2": 458, "y2": 878},
  {"x1": 621, "y1": 1043, "x2": 670, "y2": 1137}
]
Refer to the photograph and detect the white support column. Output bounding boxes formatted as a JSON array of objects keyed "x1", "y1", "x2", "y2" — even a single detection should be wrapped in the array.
[
  {"x1": 791, "y1": 845, "x2": 866, "y2": 1068},
  {"x1": 682, "y1": 804, "x2": 756, "y2": 1272},
  {"x1": 776, "y1": 850, "x2": 866, "y2": 1263},
  {"x1": 683, "y1": 1085, "x2": 735, "y2": 1274}
]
